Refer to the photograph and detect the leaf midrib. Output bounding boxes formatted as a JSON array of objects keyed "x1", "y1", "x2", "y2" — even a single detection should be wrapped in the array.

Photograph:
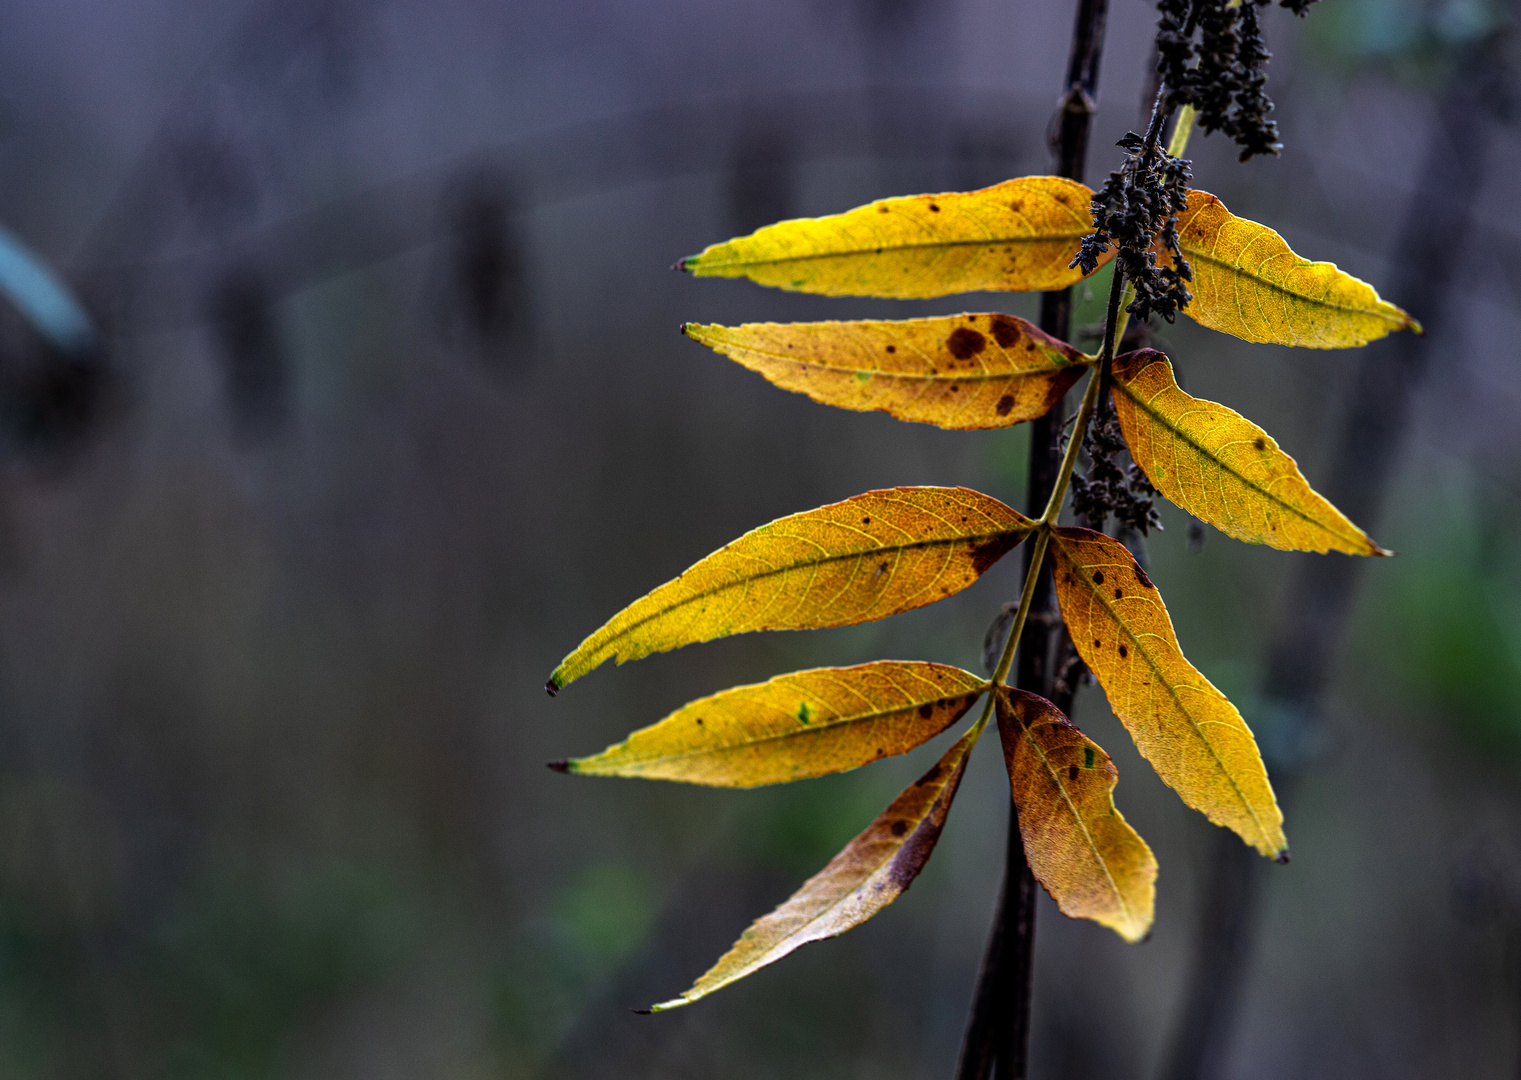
[
  {"x1": 1021, "y1": 719, "x2": 1130, "y2": 922},
  {"x1": 694, "y1": 232, "x2": 1092, "y2": 271},
  {"x1": 1180, "y1": 244, "x2": 1406, "y2": 326},
  {"x1": 718, "y1": 338, "x2": 1089, "y2": 381},
  {"x1": 590, "y1": 685, "x2": 986, "y2": 772},
  {"x1": 584, "y1": 523, "x2": 1030, "y2": 658}
]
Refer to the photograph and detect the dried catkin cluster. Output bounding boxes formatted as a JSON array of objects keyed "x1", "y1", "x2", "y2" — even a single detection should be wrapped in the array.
[
  {"x1": 1156, "y1": 0, "x2": 1318, "y2": 162},
  {"x1": 1070, "y1": 393, "x2": 1164, "y2": 538},
  {"x1": 1074, "y1": 129, "x2": 1194, "y2": 325}
]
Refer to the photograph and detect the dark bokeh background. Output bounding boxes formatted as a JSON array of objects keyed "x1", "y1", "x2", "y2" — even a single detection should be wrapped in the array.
[{"x1": 0, "y1": 0, "x2": 1517, "y2": 1076}]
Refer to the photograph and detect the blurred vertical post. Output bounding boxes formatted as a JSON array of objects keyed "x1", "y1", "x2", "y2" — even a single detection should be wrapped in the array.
[
  {"x1": 955, "y1": 2, "x2": 1109, "y2": 1077},
  {"x1": 1157, "y1": 23, "x2": 1513, "y2": 1080}
]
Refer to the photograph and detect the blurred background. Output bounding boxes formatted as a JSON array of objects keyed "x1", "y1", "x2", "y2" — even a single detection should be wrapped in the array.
[{"x1": 0, "y1": 0, "x2": 1517, "y2": 1076}]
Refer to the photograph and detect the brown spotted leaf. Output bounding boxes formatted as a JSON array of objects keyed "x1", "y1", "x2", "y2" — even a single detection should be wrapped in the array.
[
  {"x1": 683, "y1": 314, "x2": 1090, "y2": 429},
  {"x1": 995, "y1": 688, "x2": 1156, "y2": 942},
  {"x1": 1050, "y1": 528, "x2": 1286, "y2": 857},
  {"x1": 1111, "y1": 349, "x2": 1387, "y2": 556},
  {"x1": 649, "y1": 719, "x2": 980, "y2": 1010},
  {"x1": 1174, "y1": 189, "x2": 1420, "y2": 348},
  {"x1": 562, "y1": 661, "x2": 985, "y2": 786},
  {"x1": 679, "y1": 176, "x2": 1110, "y2": 299},
  {"x1": 548, "y1": 488, "x2": 1034, "y2": 691}
]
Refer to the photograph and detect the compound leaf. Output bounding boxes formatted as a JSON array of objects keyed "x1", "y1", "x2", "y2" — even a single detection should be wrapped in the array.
[
  {"x1": 548, "y1": 488, "x2": 1034, "y2": 692},
  {"x1": 1049, "y1": 527, "x2": 1287, "y2": 857},
  {"x1": 1176, "y1": 189, "x2": 1420, "y2": 348},
  {"x1": 995, "y1": 688, "x2": 1156, "y2": 942},
  {"x1": 649, "y1": 718, "x2": 980, "y2": 1010},
  {"x1": 679, "y1": 176, "x2": 1109, "y2": 299},
  {"x1": 683, "y1": 314, "x2": 1090, "y2": 429},
  {"x1": 561, "y1": 661, "x2": 986, "y2": 786},
  {"x1": 1111, "y1": 349, "x2": 1387, "y2": 556}
]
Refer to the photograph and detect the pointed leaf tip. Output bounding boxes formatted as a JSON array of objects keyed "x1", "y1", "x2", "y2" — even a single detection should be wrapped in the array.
[
  {"x1": 546, "y1": 760, "x2": 569, "y2": 773},
  {"x1": 631, "y1": 1008, "x2": 653, "y2": 1016}
]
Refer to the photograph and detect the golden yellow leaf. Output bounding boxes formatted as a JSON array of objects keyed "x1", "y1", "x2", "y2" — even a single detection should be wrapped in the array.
[
  {"x1": 679, "y1": 176, "x2": 1109, "y2": 299},
  {"x1": 548, "y1": 487, "x2": 1034, "y2": 692},
  {"x1": 649, "y1": 718, "x2": 980, "y2": 1010},
  {"x1": 1111, "y1": 349, "x2": 1387, "y2": 556},
  {"x1": 683, "y1": 314, "x2": 1091, "y2": 429},
  {"x1": 1049, "y1": 527, "x2": 1287, "y2": 857},
  {"x1": 1175, "y1": 189, "x2": 1420, "y2": 348},
  {"x1": 994, "y1": 688, "x2": 1156, "y2": 942},
  {"x1": 559, "y1": 661, "x2": 986, "y2": 786}
]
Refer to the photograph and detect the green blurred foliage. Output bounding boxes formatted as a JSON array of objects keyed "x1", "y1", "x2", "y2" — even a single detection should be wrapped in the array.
[{"x1": 1306, "y1": 0, "x2": 1507, "y2": 81}]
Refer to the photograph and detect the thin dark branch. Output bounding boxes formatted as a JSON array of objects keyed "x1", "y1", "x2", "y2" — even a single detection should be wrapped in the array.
[{"x1": 955, "y1": 2, "x2": 1109, "y2": 1078}]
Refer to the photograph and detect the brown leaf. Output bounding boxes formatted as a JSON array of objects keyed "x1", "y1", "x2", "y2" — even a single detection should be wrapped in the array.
[
  {"x1": 995, "y1": 688, "x2": 1156, "y2": 942},
  {"x1": 649, "y1": 719, "x2": 981, "y2": 1010}
]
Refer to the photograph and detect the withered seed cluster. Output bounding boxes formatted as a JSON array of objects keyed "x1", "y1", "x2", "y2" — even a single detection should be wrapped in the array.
[
  {"x1": 1157, "y1": 0, "x2": 1319, "y2": 163},
  {"x1": 1070, "y1": 395, "x2": 1164, "y2": 538},
  {"x1": 1074, "y1": 127, "x2": 1194, "y2": 325}
]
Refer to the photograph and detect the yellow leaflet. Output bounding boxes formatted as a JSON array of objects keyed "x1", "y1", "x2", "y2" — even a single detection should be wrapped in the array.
[
  {"x1": 562, "y1": 661, "x2": 985, "y2": 786},
  {"x1": 995, "y1": 688, "x2": 1156, "y2": 943},
  {"x1": 1175, "y1": 189, "x2": 1420, "y2": 348},
  {"x1": 1111, "y1": 349, "x2": 1387, "y2": 556},
  {"x1": 1049, "y1": 528, "x2": 1287, "y2": 857},
  {"x1": 649, "y1": 718, "x2": 979, "y2": 1010},
  {"x1": 684, "y1": 314, "x2": 1091, "y2": 430},
  {"x1": 548, "y1": 487, "x2": 1033, "y2": 691},
  {"x1": 679, "y1": 176, "x2": 1110, "y2": 298}
]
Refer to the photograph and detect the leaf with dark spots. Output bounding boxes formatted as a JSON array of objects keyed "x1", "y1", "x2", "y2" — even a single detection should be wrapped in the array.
[
  {"x1": 683, "y1": 315, "x2": 1090, "y2": 430},
  {"x1": 648, "y1": 719, "x2": 980, "y2": 1010},
  {"x1": 1109, "y1": 349, "x2": 1386, "y2": 555},
  {"x1": 995, "y1": 688, "x2": 1156, "y2": 942},
  {"x1": 1050, "y1": 528, "x2": 1286, "y2": 857},
  {"x1": 562, "y1": 662, "x2": 985, "y2": 787}
]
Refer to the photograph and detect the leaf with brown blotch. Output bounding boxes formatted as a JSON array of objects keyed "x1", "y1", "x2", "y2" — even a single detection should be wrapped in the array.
[
  {"x1": 561, "y1": 661, "x2": 986, "y2": 787},
  {"x1": 678, "y1": 176, "x2": 1111, "y2": 299},
  {"x1": 1111, "y1": 349, "x2": 1388, "y2": 556},
  {"x1": 1173, "y1": 190, "x2": 1420, "y2": 348},
  {"x1": 648, "y1": 718, "x2": 981, "y2": 1010},
  {"x1": 994, "y1": 687, "x2": 1156, "y2": 943},
  {"x1": 683, "y1": 314, "x2": 1091, "y2": 429},
  {"x1": 1049, "y1": 527, "x2": 1287, "y2": 858},
  {"x1": 547, "y1": 488, "x2": 1034, "y2": 692}
]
